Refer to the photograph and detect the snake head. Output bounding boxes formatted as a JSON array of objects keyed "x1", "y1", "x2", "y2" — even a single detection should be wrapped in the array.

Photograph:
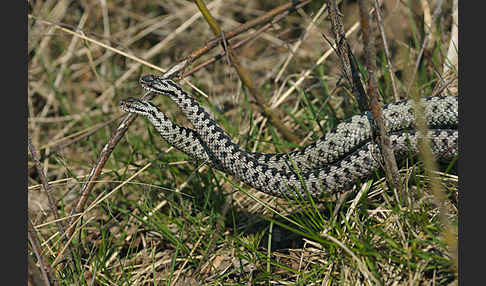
[
  {"x1": 139, "y1": 74, "x2": 171, "y2": 94},
  {"x1": 120, "y1": 98, "x2": 153, "y2": 114}
]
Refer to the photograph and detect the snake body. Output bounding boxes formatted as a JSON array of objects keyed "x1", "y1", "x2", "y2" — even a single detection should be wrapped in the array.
[{"x1": 120, "y1": 75, "x2": 458, "y2": 198}]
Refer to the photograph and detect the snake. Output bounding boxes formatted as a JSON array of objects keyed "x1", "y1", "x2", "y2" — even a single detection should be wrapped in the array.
[{"x1": 119, "y1": 75, "x2": 458, "y2": 198}]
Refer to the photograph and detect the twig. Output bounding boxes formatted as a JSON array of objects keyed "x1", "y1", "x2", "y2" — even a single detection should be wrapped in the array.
[
  {"x1": 359, "y1": 0, "x2": 402, "y2": 197},
  {"x1": 178, "y1": 0, "x2": 311, "y2": 74},
  {"x1": 324, "y1": 0, "x2": 353, "y2": 83},
  {"x1": 182, "y1": 0, "x2": 305, "y2": 79},
  {"x1": 181, "y1": 23, "x2": 269, "y2": 78},
  {"x1": 325, "y1": 0, "x2": 368, "y2": 111},
  {"x1": 193, "y1": 0, "x2": 300, "y2": 144},
  {"x1": 64, "y1": 92, "x2": 157, "y2": 239},
  {"x1": 28, "y1": 218, "x2": 53, "y2": 286},
  {"x1": 28, "y1": 136, "x2": 75, "y2": 269}
]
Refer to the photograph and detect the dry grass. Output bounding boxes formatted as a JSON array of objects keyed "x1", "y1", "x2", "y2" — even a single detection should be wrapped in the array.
[{"x1": 28, "y1": 0, "x2": 458, "y2": 285}]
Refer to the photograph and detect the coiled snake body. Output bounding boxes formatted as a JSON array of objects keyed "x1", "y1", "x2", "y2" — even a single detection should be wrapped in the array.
[{"x1": 120, "y1": 75, "x2": 458, "y2": 198}]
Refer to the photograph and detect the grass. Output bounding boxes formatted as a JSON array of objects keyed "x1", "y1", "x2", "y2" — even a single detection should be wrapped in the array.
[{"x1": 28, "y1": 0, "x2": 458, "y2": 285}]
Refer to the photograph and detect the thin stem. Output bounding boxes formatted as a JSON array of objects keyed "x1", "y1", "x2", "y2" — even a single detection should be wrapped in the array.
[
  {"x1": 359, "y1": 0, "x2": 402, "y2": 196},
  {"x1": 28, "y1": 136, "x2": 75, "y2": 270},
  {"x1": 193, "y1": 0, "x2": 301, "y2": 144}
]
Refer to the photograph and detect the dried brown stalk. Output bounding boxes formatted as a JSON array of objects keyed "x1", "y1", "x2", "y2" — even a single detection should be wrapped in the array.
[
  {"x1": 182, "y1": 0, "x2": 302, "y2": 78},
  {"x1": 64, "y1": 92, "x2": 158, "y2": 239},
  {"x1": 324, "y1": 0, "x2": 369, "y2": 111},
  {"x1": 358, "y1": 0, "x2": 402, "y2": 196},
  {"x1": 28, "y1": 218, "x2": 53, "y2": 286},
  {"x1": 28, "y1": 135, "x2": 75, "y2": 269},
  {"x1": 193, "y1": 0, "x2": 300, "y2": 144},
  {"x1": 178, "y1": 0, "x2": 311, "y2": 73}
]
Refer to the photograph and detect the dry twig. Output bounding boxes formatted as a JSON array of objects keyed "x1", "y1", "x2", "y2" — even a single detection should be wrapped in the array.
[
  {"x1": 193, "y1": 0, "x2": 300, "y2": 143},
  {"x1": 358, "y1": 0, "x2": 402, "y2": 196},
  {"x1": 28, "y1": 219, "x2": 53, "y2": 286},
  {"x1": 29, "y1": 135, "x2": 75, "y2": 270}
]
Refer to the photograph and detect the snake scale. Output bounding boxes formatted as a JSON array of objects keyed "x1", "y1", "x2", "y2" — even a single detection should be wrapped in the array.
[{"x1": 120, "y1": 75, "x2": 458, "y2": 198}]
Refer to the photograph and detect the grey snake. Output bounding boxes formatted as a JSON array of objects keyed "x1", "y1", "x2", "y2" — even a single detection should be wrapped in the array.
[{"x1": 119, "y1": 75, "x2": 458, "y2": 198}]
